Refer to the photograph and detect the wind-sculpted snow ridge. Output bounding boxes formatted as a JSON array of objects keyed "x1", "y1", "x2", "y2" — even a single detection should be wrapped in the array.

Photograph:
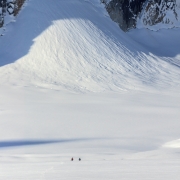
[{"x1": 0, "y1": 0, "x2": 179, "y2": 93}]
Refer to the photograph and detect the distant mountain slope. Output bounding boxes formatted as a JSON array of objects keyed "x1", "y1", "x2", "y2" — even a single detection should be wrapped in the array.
[
  {"x1": 102, "y1": 0, "x2": 180, "y2": 31},
  {"x1": 0, "y1": 0, "x2": 180, "y2": 92}
]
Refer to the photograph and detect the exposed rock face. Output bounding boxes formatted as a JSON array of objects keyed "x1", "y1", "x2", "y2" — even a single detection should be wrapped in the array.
[
  {"x1": 0, "y1": 0, "x2": 179, "y2": 32},
  {"x1": 102, "y1": 0, "x2": 180, "y2": 31},
  {"x1": 0, "y1": 0, "x2": 6, "y2": 27},
  {"x1": 0, "y1": 0, "x2": 25, "y2": 28},
  {"x1": 140, "y1": 0, "x2": 177, "y2": 26},
  {"x1": 102, "y1": 0, "x2": 146, "y2": 31}
]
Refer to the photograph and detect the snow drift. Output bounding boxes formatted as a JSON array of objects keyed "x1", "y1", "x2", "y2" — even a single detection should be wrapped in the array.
[{"x1": 0, "y1": 0, "x2": 179, "y2": 92}]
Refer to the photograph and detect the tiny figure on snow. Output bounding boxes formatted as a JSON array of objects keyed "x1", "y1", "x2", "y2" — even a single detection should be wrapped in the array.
[
  {"x1": 71, "y1": 157, "x2": 74, "y2": 161},
  {"x1": 79, "y1": 158, "x2": 81, "y2": 161}
]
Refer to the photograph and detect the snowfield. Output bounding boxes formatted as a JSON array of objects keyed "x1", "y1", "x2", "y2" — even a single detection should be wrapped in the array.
[
  {"x1": 0, "y1": 85, "x2": 180, "y2": 179},
  {"x1": 0, "y1": 0, "x2": 180, "y2": 179}
]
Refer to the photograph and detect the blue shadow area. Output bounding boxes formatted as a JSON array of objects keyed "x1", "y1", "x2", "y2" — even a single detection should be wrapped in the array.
[{"x1": 0, "y1": 138, "x2": 92, "y2": 149}]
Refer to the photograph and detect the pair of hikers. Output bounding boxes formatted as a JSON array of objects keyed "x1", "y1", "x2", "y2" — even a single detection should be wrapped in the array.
[{"x1": 71, "y1": 157, "x2": 81, "y2": 161}]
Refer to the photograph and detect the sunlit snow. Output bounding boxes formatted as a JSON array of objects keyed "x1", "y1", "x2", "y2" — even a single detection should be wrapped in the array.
[{"x1": 0, "y1": 0, "x2": 180, "y2": 179}]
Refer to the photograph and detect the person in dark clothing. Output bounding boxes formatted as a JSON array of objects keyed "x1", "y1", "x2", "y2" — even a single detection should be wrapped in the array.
[
  {"x1": 71, "y1": 157, "x2": 73, "y2": 161},
  {"x1": 79, "y1": 158, "x2": 81, "y2": 161}
]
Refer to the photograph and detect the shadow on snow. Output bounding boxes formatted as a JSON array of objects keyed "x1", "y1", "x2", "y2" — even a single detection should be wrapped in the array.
[{"x1": 0, "y1": 138, "x2": 93, "y2": 148}]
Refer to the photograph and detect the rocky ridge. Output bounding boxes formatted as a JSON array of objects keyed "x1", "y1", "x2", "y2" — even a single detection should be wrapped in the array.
[
  {"x1": 0, "y1": 0, "x2": 25, "y2": 28},
  {"x1": 0, "y1": 0, "x2": 180, "y2": 33},
  {"x1": 102, "y1": 0, "x2": 180, "y2": 31}
]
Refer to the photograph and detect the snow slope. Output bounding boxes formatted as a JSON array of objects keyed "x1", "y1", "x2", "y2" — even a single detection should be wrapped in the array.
[
  {"x1": 0, "y1": 0, "x2": 180, "y2": 179},
  {"x1": 0, "y1": 0, "x2": 180, "y2": 92},
  {"x1": 0, "y1": 85, "x2": 180, "y2": 179}
]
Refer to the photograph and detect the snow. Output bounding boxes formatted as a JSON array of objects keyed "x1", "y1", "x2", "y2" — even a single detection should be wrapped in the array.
[
  {"x1": 0, "y1": 86, "x2": 180, "y2": 179},
  {"x1": 0, "y1": 0, "x2": 180, "y2": 179},
  {"x1": 137, "y1": 0, "x2": 180, "y2": 30},
  {"x1": 163, "y1": 139, "x2": 180, "y2": 148},
  {"x1": 0, "y1": 0, "x2": 180, "y2": 92}
]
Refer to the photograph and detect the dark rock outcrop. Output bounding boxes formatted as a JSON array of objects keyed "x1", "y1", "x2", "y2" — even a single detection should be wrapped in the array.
[
  {"x1": 141, "y1": 0, "x2": 177, "y2": 26},
  {"x1": 102, "y1": 0, "x2": 146, "y2": 31},
  {"x1": 0, "y1": 0, "x2": 6, "y2": 27},
  {"x1": 0, "y1": 0, "x2": 26, "y2": 28},
  {"x1": 102, "y1": 0, "x2": 179, "y2": 31}
]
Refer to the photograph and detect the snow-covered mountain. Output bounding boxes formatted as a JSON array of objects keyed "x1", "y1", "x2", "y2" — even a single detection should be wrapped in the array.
[
  {"x1": 102, "y1": 0, "x2": 180, "y2": 31},
  {"x1": 0, "y1": 1, "x2": 180, "y2": 179},
  {"x1": 137, "y1": 0, "x2": 180, "y2": 30},
  {"x1": 0, "y1": 0, "x2": 179, "y2": 92},
  {"x1": 1, "y1": 0, "x2": 180, "y2": 32}
]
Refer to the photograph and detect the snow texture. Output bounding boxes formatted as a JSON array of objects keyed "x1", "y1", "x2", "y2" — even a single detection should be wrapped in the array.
[{"x1": 0, "y1": 0, "x2": 180, "y2": 179}]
